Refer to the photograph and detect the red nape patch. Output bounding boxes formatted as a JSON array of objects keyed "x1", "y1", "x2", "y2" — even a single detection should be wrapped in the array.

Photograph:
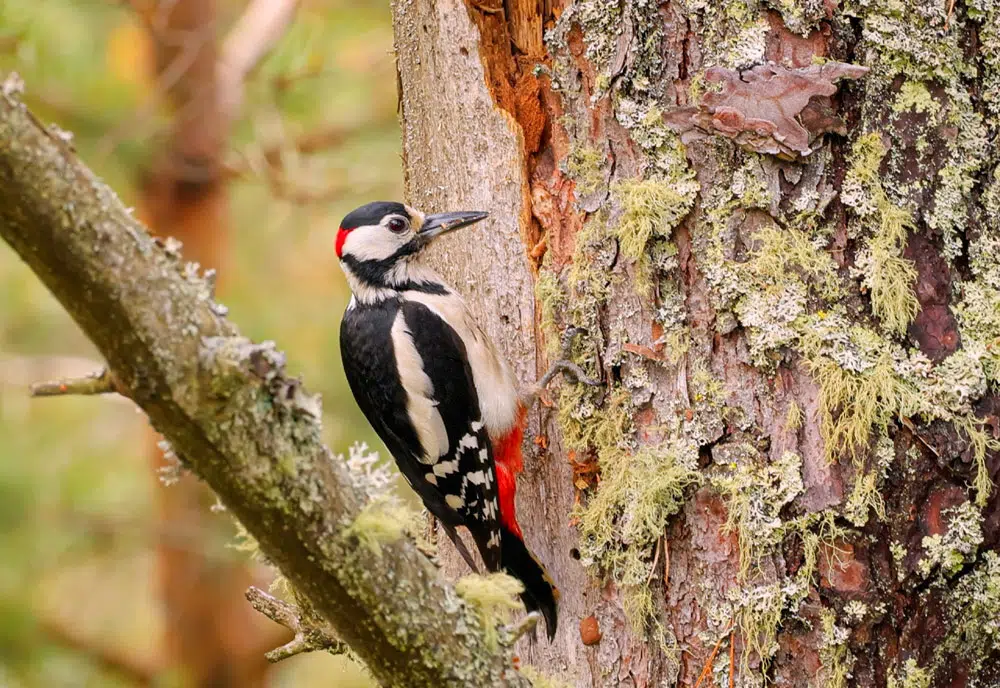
[
  {"x1": 493, "y1": 405, "x2": 527, "y2": 537},
  {"x1": 335, "y1": 227, "x2": 350, "y2": 258}
]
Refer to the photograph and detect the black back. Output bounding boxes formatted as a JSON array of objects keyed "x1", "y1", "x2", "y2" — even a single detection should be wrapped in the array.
[{"x1": 340, "y1": 297, "x2": 501, "y2": 568}]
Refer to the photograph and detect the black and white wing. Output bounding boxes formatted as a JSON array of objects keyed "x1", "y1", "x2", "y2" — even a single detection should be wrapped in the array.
[{"x1": 339, "y1": 298, "x2": 501, "y2": 567}]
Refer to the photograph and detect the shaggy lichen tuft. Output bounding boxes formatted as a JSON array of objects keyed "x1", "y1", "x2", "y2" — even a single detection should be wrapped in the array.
[{"x1": 455, "y1": 573, "x2": 525, "y2": 650}]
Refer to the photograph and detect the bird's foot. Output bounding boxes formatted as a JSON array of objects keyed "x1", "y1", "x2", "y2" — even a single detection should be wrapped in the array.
[
  {"x1": 524, "y1": 327, "x2": 602, "y2": 407},
  {"x1": 500, "y1": 612, "x2": 541, "y2": 646},
  {"x1": 416, "y1": 511, "x2": 441, "y2": 567}
]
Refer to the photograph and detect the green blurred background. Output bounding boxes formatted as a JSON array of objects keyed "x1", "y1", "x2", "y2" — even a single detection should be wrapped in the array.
[{"x1": 0, "y1": 1, "x2": 400, "y2": 685}]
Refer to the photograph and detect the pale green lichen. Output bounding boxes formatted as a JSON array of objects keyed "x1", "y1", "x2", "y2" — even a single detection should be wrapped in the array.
[
  {"x1": 566, "y1": 145, "x2": 606, "y2": 196},
  {"x1": 714, "y1": 448, "x2": 804, "y2": 577},
  {"x1": 844, "y1": 434, "x2": 892, "y2": 526},
  {"x1": 535, "y1": 266, "x2": 567, "y2": 358},
  {"x1": 940, "y1": 550, "x2": 1000, "y2": 674},
  {"x1": 731, "y1": 578, "x2": 808, "y2": 674},
  {"x1": 519, "y1": 666, "x2": 574, "y2": 688},
  {"x1": 847, "y1": 0, "x2": 969, "y2": 83},
  {"x1": 611, "y1": 171, "x2": 697, "y2": 293},
  {"x1": 576, "y1": 438, "x2": 701, "y2": 632},
  {"x1": 891, "y1": 81, "x2": 941, "y2": 115},
  {"x1": 843, "y1": 600, "x2": 869, "y2": 624},
  {"x1": 612, "y1": 175, "x2": 697, "y2": 262},
  {"x1": 888, "y1": 659, "x2": 932, "y2": 688},
  {"x1": 686, "y1": 0, "x2": 768, "y2": 68},
  {"x1": 454, "y1": 573, "x2": 524, "y2": 651},
  {"x1": 785, "y1": 399, "x2": 803, "y2": 432},
  {"x1": 918, "y1": 501, "x2": 984, "y2": 578},
  {"x1": 806, "y1": 344, "x2": 908, "y2": 463},
  {"x1": 818, "y1": 608, "x2": 855, "y2": 688},
  {"x1": 343, "y1": 497, "x2": 417, "y2": 557},
  {"x1": 842, "y1": 133, "x2": 919, "y2": 337}
]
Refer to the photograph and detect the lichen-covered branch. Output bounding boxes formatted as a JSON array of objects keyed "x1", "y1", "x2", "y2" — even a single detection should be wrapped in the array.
[{"x1": 0, "y1": 84, "x2": 528, "y2": 687}]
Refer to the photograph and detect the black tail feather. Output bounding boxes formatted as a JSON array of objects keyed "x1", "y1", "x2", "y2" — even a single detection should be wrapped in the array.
[{"x1": 499, "y1": 525, "x2": 559, "y2": 640}]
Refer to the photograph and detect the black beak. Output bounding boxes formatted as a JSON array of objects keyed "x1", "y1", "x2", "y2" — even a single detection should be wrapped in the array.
[{"x1": 419, "y1": 211, "x2": 488, "y2": 240}]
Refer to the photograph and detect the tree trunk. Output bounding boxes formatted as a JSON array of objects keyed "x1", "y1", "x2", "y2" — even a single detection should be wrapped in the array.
[{"x1": 394, "y1": 1, "x2": 1000, "y2": 686}]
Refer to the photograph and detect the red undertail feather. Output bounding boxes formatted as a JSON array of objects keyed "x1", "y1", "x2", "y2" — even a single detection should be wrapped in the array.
[{"x1": 492, "y1": 404, "x2": 527, "y2": 538}]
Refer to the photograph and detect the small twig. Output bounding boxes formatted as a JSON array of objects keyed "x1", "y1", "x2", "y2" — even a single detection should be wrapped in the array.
[
  {"x1": 945, "y1": 0, "x2": 957, "y2": 30},
  {"x1": 693, "y1": 622, "x2": 735, "y2": 688},
  {"x1": 245, "y1": 586, "x2": 346, "y2": 662},
  {"x1": 663, "y1": 536, "x2": 671, "y2": 589},
  {"x1": 30, "y1": 368, "x2": 119, "y2": 397},
  {"x1": 648, "y1": 537, "x2": 662, "y2": 583},
  {"x1": 501, "y1": 612, "x2": 540, "y2": 645}
]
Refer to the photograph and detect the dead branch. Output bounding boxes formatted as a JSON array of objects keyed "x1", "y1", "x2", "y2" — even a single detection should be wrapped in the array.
[
  {"x1": 245, "y1": 586, "x2": 346, "y2": 662},
  {"x1": 0, "y1": 83, "x2": 528, "y2": 687},
  {"x1": 218, "y1": 0, "x2": 301, "y2": 122}
]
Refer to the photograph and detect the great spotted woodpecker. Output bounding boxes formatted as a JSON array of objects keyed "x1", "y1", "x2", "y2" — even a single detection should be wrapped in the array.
[{"x1": 336, "y1": 201, "x2": 589, "y2": 640}]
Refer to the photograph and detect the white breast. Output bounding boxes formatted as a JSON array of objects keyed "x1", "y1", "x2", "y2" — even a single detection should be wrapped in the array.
[{"x1": 402, "y1": 288, "x2": 521, "y2": 438}]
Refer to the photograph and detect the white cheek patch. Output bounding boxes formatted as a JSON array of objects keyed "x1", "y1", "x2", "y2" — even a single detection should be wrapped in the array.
[
  {"x1": 342, "y1": 225, "x2": 407, "y2": 262},
  {"x1": 404, "y1": 205, "x2": 426, "y2": 232}
]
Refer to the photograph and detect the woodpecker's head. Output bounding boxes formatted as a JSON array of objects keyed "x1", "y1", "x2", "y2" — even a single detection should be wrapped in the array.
[{"x1": 336, "y1": 201, "x2": 487, "y2": 302}]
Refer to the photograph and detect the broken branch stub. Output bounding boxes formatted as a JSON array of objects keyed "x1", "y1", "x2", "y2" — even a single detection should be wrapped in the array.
[{"x1": 664, "y1": 61, "x2": 869, "y2": 159}]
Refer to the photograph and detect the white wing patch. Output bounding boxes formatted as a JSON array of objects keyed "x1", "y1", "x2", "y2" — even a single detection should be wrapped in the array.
[
  {"x1": 390, "y1": 312, "x2": 449, "y2": 463},
  {"x1": 432, "y1": 459, "x2": 460, "y2": 477},
  {"x1": 401, "y1": 289, "x2": 521, "y2": 437}
]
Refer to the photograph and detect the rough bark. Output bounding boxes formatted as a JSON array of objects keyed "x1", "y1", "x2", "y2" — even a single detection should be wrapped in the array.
[
  {"x1": 0, "y1": 89, "x2": 529, "y2": 687},
  {"x1": 394, "y1": 1, "x2": 1000, "y2": 686}
]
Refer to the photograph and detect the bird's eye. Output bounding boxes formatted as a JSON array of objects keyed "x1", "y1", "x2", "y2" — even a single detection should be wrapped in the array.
[{"x1": 387, "y1": 217, "x2": 409, "y2": 234}]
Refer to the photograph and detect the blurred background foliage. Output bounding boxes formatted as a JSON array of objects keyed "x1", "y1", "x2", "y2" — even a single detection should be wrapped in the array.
[{"x1": 0, "y1": 0, "x2": 400, "y2": 685}]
